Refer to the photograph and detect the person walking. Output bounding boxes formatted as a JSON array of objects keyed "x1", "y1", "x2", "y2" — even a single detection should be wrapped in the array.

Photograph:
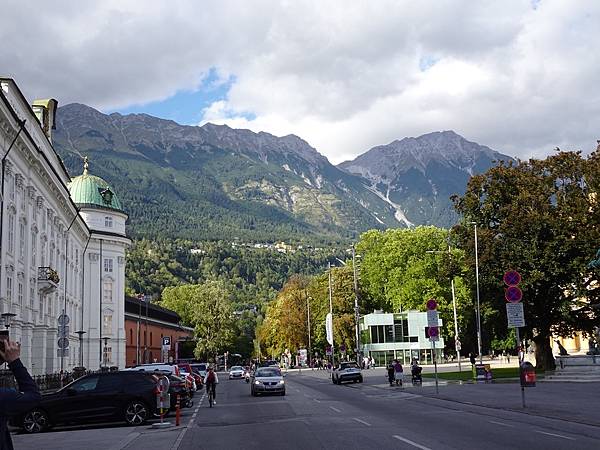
[
  {"x1": 393, "y1": 359, "x2": 403, "y2": 386},
  {"x1": 0, "y1": 340, "x2": 41, "y2": 450},
  {"x1": 387, "y1": 361, "x2": 395, "y2": 386},
  {"x1": 469, "y1": 353, "x2": 476, "y2": 366}
]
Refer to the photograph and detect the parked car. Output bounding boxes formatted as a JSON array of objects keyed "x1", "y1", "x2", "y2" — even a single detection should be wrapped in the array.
[
  {"x1": 165, "y1": 373, "x2": 193, "y2": 410},
  {"x1": 190, "y1": 363, "x2": 208, "y2": 379},
  {"x1": 178, "y1": 363, "x2": 203, "y2": 389},
  {"x1": 332, "y1": 361, "x2": 363, "y2": 384},
  {"x1": 12, "y1": 371, "x2": 162, "y2": 433},
  {"x1": 229, "y1": 366, "x2": 245, "y2": 380},
  {"x1": 251, "y1": 367, "x2": 285, "y2": 396},
  {"x1": 125, "y1": 363, "x2": 181, "y2": 377}
]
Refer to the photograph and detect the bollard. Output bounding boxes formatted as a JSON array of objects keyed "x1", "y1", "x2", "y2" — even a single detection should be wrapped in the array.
[{"x1": 175, "y1": 394, "x2": 181, "y2": 426}]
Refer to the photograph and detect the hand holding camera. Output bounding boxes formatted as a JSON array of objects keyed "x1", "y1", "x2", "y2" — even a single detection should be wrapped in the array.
[{"x1": 0, "y1": 339, "x2": 20, "y2": 364}]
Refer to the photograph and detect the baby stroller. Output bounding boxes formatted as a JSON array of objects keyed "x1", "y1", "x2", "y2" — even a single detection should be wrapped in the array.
[{"x1": 411, "y1": 363, "x2": 422, "y2": 384}]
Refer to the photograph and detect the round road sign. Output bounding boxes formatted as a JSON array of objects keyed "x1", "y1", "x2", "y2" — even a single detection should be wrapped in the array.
[
  {"x1": 505, "y1": 286, "x2": 523, "y2": 303},
  {"x1": 503, "y1": 270, "x2": 521, "y2": 286},
  {"x1": 426, "y1": 299, "x2": 437, "y2": 310},
  {"x1": 428, "y1": 326, "x2": 439, "y2": 337}
]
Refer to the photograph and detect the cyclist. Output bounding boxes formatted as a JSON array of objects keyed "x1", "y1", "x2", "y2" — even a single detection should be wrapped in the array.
[{"x1": 203, "y1": 365, "x2": 219, "y2": 405}]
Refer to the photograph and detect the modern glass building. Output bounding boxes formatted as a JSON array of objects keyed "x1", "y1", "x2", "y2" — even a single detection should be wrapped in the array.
[{"x1": 360, "y1": 310, "x2": 444, "y2": 366}]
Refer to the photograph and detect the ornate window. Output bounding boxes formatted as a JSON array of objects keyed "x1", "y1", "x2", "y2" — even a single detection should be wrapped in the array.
[
  {"x1": 103, "y1": 278, "x2": 113, "y2": 303},
  {"x1": 29, "y1": 284, "x2": 34, "y2": 309},
  {"x1": 104, "y1": 258, "x2": 113, "y2": 273},
  {"x1": 104, "y1": 216, "x2": 113, "y2": 228},
  {"x1": 6, "y1": 276, "x2": 12, "y2": 303},
  {"x1": 31, "y1": 230, "x2": 37, "y2": 267},
  {"x1": 17, "y1": 281, "x2": 23, "y2": 307},
  {"x1": 19, "y1": 221, "x2": 25, "y2": 260},
  {"x1": 103, "y1": 311, "x2": 113, "y2": 334},
  {"x1": 7, "y1": 211, "x2": 15, "y2": 254}
]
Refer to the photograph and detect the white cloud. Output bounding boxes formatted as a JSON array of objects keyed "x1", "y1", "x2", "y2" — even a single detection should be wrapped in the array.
[{"x1": 2, "y1": 0, "x2": 600, "y2": 164}]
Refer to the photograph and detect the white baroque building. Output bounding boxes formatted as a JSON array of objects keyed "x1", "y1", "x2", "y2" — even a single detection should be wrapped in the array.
[{"x1": 0, "y1": 78, "x2": 129, "y2": 374}]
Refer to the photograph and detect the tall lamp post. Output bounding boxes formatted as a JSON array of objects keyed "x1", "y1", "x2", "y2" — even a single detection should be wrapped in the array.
[
  {"x1": 426, "y1": 248, "x2": 461, "y2": 372},
  {"x1": 102, "y1": 337, "x2": 110, "y2": 369},
  {"x1": 328, "y1": 262, "x2": 334, "y2": 368},
  {"x1": 470, "y1": 222, "x2": 483, "y2": 364},
  {"x1": 75, "y1": 330, "x2": 86, "y2": 368},
  {"x1": 306, "y1": 294, "x2": 312, "y2": 368},
  {"x1": 335, "y1": 251, "x2": 361, "y2": 363}
]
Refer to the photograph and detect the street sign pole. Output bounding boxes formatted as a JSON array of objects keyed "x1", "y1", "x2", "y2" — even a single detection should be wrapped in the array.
[
  {"x1": 516, "y1": 326, "x2": 525, "y2": 408},
  {"x1": 432, "y1": 339, "x2": 439, "y2": 394}
]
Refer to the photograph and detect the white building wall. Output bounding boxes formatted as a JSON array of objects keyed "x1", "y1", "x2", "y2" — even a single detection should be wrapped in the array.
[{"x1": 0, "y1": 79, "x2": 90, "y2": 375}]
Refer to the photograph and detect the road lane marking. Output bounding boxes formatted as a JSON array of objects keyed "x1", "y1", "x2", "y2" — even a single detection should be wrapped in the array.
[
  {"x1": 488, "y1": 420, "x2": 514, "y2": 427},
  {"x1": 535, "y1": 431, "x2": 575, "y2": 441},
  {"x1": 329, "y1": 406, "x2": 341, "y2": 413},
  {"x1": 393, "y1": 435, "x2": 432, "y2": 450},
  {"x1": 353, "y1": 418, "x2": 371, "y2": 427},
  {"x1": 314, "y1": 398, "x2": 321, "y2": 403},
  {"x1": 172, "y1": 397, "x2": 203, "y2": 450}
]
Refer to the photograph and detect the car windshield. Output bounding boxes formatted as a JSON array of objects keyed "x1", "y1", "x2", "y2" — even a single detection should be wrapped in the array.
[
  {"x1": 341, "y1": 362, "x2": 359, "y2": 370},
  {"x1": 256, "y1": 368, "x2": 281, "y2": 377},
  {"x1": 231, "y1": 366, "x2": 243, "y2": 371}
]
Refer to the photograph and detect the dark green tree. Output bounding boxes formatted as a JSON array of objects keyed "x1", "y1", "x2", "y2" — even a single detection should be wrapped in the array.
[{"x1": 452, "y1": 150, "x2": 600, "y2": 370}]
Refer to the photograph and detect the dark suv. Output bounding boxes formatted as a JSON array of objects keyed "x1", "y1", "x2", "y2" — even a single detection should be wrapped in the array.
[{"x1": 14, "y1": 371, "x2": 162, "y2": 433}]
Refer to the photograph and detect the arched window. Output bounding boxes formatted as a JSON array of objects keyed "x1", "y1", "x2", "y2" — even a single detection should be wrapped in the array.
[
  {"x1": 130, "y1": 329, "x2": 133, "y2": 344},
  {"x1": 150, "y1": 332, "x2": 153, "y2": 346}
]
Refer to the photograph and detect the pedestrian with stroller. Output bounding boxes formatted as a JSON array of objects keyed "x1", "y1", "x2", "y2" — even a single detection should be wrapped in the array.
[{"x1": 393, "y1": 359, "x2": 403, "y2": 386}]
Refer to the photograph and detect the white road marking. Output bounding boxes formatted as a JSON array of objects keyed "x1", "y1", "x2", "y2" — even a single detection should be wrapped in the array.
[
  {"x1": 329, "y1": 406, "x2": 341, "y2": 413},
  {"x1": 314, "y1": 398, "x2": 321, "y2": 403},
  {"x1": 171, "y1": 399, "x2": 203, "y2": 450},
  {"x1": 488, "y1": 420, "x2": 514, "y2": 427},
  {"x1": 393, "y1": 435, "x2": 433, "y2": 450},
  {"x1": 352, "y1": 418, "x2": 371, "y2": 427},
  {"x1": 535, "y1": 431, "x2": 576, "y2": 441}
]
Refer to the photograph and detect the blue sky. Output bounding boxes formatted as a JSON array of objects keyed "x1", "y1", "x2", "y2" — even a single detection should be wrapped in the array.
[{"x1": 108, "y1": 68, "x2": 235, "y2": 125}]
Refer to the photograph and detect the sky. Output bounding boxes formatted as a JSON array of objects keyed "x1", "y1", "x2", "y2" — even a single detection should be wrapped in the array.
[{"x1": 2, "y1": 0, "x2": 599, "y2": 164}]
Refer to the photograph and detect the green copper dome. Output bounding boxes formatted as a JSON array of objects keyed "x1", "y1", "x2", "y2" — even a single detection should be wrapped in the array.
[{"x1": 68, "y1": 157, "x2": 123, "y2": 212}]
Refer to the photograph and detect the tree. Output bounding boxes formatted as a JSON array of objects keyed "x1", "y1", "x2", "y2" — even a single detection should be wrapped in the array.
[
  {"x1": 452, "y1": 150, "x2": 600, "y2": 370},
  {"x1": 161, "y1": 281, "x2": 235, "y2": 361},
  {"x1": 356, "y1": 227, "x2": 472, "y2": 350}
]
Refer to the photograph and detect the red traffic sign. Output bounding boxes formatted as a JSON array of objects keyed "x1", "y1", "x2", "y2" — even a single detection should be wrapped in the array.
[
  {"x1": 503, "y1": 270, "x2": 521, "y2": 286},
  {"x1": 505, "y1": 286, "x2": 523, "y2": 303},
  {"x1": 426, "y1": 299, "x2": 437, "y2": 310},
  {"x1": 428, "y1": 326, "x2": 439, "y2": 337}
]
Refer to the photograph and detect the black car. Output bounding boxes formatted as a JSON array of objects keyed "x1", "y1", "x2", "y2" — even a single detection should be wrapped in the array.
[{"x1": 13, "y1": 371, "x2": 162, "y2": 433}]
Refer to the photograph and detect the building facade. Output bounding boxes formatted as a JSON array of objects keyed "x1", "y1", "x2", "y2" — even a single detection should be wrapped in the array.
[
  {"x1": 0, "y1": 78, "x2": 129, "y2": 374},
  {"x1": 124, "y1": 296, "x2": 194, "y2": 367},
  {"x1": 360, "y1": 311, "x2": 445, "y2": 366}
]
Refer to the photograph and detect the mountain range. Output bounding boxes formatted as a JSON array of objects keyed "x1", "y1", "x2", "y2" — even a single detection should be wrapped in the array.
[{"x1": 52, "y1": 104, "x2": 511, "y2": 242}]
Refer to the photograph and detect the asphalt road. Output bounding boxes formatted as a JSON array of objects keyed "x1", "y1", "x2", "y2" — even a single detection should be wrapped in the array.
[
  {"x1": 179, "y1": 371, "x2": 600, "y2": 450},
  {"x1": 12, "y1": 371, "x2": 600, "y2": 450}
]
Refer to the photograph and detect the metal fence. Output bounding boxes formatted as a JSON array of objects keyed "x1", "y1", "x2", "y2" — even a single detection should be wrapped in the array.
[{"x1": 0, "y1": 367, "x2": 101, "y2": 392}]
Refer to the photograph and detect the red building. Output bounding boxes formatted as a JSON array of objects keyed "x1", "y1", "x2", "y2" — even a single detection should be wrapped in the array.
[{"x1": 124, "y1": 296, "x2": 194, "y2": 367}]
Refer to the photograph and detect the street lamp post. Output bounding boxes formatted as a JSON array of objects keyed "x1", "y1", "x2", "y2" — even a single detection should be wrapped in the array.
[
  {"x1": 471, "y1": 222, "x2": 483, "y2": 364},
  {"x1": 75, "y1": 330, "x2": 86, "y2": 368},
  {"x1": 426, "y1": 248, "x2": 462, "y2": 372},
  {"x1": 351, "y1": 245, "x2": 360, "y2": 363},
  {"x1": 306, "y1": 294, "x2": 312, "y2": 368},
  {"x1": 102, "y1": 337, "x2": 110, "y2": 369},
  {"x1": 328, "y1": 262, "x2": 335, "y2": 368}
]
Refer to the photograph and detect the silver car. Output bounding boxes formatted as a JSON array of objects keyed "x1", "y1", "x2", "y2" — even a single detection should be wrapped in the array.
[
  {"x1": 229, "y1": 366, "x2": 245, "y2": 380},
  {"x1": 251, "y1": 367, "x2": 286, "y2": 396}
]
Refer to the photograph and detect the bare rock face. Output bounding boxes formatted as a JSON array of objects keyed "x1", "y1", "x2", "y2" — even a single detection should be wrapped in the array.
[{"x1": 339, "y1": 131, "x2": 512, "y2": 227}]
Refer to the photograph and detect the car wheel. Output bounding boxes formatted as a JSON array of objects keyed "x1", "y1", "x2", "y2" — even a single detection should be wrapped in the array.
[
  {"x1": 358, "y1": 377, "x2": 363, "y2": 383},
  {"x1": 124, "y1": 400, "x2": 149, "y2": 426},
  {"x1": 22, "y1": 409, "x2": 50, "y2": 433}
]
